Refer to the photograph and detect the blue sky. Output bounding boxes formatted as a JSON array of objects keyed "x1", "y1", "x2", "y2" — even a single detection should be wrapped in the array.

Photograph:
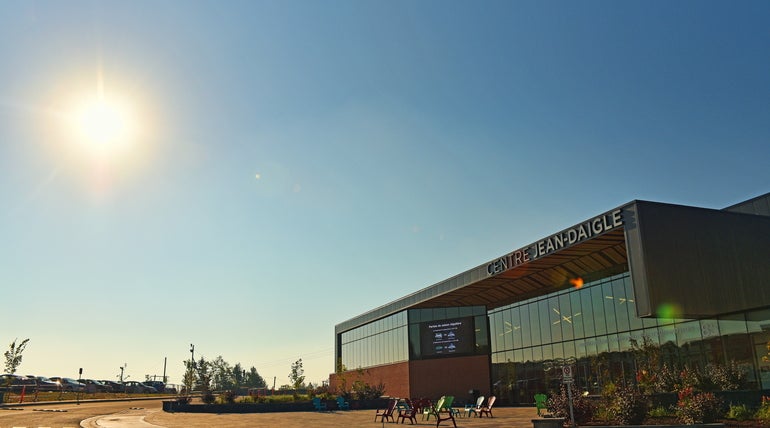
[{"x1": 1, "y1": 1, "x2": 768, "y2": 386}]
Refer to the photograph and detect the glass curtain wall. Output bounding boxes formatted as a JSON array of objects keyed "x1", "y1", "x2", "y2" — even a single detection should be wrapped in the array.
[
  {"x1": 338, "y1": 306, "x2": 491, "y2": 371},
  {"x1": 339, "y1": 311, "x2": 408, "y2": 370},
  {"x1": 489, "y1": 272, "x2": 769, "y2": 405}
]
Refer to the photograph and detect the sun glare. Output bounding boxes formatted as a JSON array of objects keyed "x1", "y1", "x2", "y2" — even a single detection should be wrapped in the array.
[{"x1": 73, "y1": 95, "x2": 135, "y2": 155}]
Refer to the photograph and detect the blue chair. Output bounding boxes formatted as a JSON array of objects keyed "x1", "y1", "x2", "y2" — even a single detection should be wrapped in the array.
[
  {"x1": 336, "y1": 396, "x2": 350, "y2": 410},
  {"x1": 312, "y1": 397, "x2": 327, "y2": 411}
]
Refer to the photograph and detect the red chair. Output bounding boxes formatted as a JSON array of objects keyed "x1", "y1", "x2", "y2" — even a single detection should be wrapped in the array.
[
  {"x1": 374, "y1": 398, "x2": 398, "y2": 423},
  {"x1": 397, "y1": 399, "x2": 419, "y2": 424}
]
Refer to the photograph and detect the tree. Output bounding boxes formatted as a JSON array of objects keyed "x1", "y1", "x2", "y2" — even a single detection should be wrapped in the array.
[
  {"x1": 289, "y1": 358, "x2": 305, "y2": 391},
  {"x1": 182, "y1": 359, "x2": 196, "y2": 396},
  {"x1": 233, "y1": 362, "x2": 244, "y2": 385},
  {"x1": 195, "y1": 357, "x2": 212, "y2": 393},
  {"x1": 4, "y1": 338, "x2": 30, "y2": 375},
  {"x1": 246, "y1": 366, "x2": 267, "y2": 388},
  {"x1": 211, "y1": 355, "x2": 234, "y2": 390}
]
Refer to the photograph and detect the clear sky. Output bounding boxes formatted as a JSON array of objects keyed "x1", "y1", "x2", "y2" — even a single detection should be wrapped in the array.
[{"x1": 1, "y1": 1, "x2": 768, "y2": 387}]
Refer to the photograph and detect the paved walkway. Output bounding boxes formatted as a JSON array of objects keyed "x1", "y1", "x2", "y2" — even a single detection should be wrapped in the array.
[{"x1": 144, "y1": 406, "x2": 542, "y2": 428}]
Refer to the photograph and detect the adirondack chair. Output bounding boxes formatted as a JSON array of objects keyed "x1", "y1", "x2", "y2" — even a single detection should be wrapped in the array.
[
  {"x1": 423, "y1": 396, "x2": 444, "y2": 421},
  {"x1": 337, "y1": 395, "x2": 350, "y2": 410},
  {"x1": 464, "y1": 395, "x2": 485, "y2": 418},
  {"x1": 478, "y1": 395, "x2": 496, "y2": 418},
  {"x1": 534, "y1": 393, "x2": 548, "y2": 416},
  {"x1": 397, "y1": 398, "x2": 419, "y2": 424},
  {"x1": 374, "y1": 398, "x2": 398, "y2": 422},
  {"x1": 443, "y1": 395, "x2": 461, "y2": 419},
  {"x1": 312, "y1": 397, "x2": 327, "y2": 411},
  {"x1": 422, "y1": 397, "x2": 436, "y2": 420},
  {"x1": 426, "y1": 395, "x2": 457, "y2": 427}
]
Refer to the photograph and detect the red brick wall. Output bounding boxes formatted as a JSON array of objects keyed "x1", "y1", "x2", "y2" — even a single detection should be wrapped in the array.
[
  {"x1": 328, "y1": 361, "x2": 411, "y2": 398},
  {"x1": 409, "y1": 354, "x2": 490, "y2": 401},
  {"x1": 327, "y1": 354, "x2": 490, "y2": 402}
]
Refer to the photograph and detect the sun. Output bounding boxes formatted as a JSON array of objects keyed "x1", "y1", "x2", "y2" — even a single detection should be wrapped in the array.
[{"x1": 73, "y1": 94, "x2": 136, "y2": 156}]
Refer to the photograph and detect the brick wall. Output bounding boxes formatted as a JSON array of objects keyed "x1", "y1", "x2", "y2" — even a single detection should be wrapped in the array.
[
  {"x1": 329, "y1": 361, "x2": 411, "y2": 398},
  {"x1": 409, "y1": 354, "x2": 490, "y2": 402},
  {"x1": 328, "y1": 354, "x2": 490, "y2": 403}
]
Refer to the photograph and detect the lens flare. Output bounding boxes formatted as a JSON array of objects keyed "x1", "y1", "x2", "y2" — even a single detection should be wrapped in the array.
[{"x1": 656, "y1": 303, "x2": 683, "y2": 320}]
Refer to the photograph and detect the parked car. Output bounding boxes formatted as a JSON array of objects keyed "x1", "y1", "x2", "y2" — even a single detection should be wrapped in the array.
[
  {"x1": 123, "y1": 380, "x2": 156, "y2": 393},
  {"x1": 144, "y1": 381, "x2": 165, "y2": 393},
  {"x1": 26, "y1": 375, "x2": 60, "y2": 392},
  {"x1": 99, "y1": 380, "x2": 125, "y2": 393},
  {"x1": 50, "y1": 377, "x2": 86, "y2": 392},
  {"x1": 0, "y1": 374, "x2": 35, "y2": 392},
  {"x1": 78, "y1": 379, "x2": 112, "y2": 393}
]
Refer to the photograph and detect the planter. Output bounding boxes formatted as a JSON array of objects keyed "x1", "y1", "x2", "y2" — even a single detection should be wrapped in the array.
[
  {"x1": 532, "y1": 417, "x2": 566, "y2": 428},
  {"x1": 162, "y1": 397, "x2": 392, "y2": 413},
  {"x1": 580, "y1": 425, "x2": 724, "y2": 428}
]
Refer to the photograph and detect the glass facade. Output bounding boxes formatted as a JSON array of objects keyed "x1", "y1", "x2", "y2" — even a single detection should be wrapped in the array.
[
  {"x1": 338, "y1": 305, "x2": 489, "y2": 371},
  {"x1": 340, "y1": 311, "x2": 408, "y2": 370},
  {"x1": 489, "y1": 272, "x2": 770, "y2": 405}
]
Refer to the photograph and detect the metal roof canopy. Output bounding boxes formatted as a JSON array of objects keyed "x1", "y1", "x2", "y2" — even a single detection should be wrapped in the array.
[
  {"x1": 416, "y1": 228, "x2": 627, "y2": 310},
  {"x1": 335, "y1": 204, "x2": 631, "y2": 335}
]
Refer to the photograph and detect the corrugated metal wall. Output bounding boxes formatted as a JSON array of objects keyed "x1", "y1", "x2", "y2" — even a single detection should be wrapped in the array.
[{"x1": 626, "y1": 200, "x2": 770, "y2": 318}]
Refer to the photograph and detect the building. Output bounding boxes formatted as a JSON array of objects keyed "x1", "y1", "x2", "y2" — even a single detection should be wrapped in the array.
[{"x1": 330, "y1": 192, "x2": 770, "y2": 404}]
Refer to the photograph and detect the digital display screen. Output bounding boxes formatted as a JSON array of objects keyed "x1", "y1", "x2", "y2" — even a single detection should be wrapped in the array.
[{"x1": 420, "y1": 316, "x2": 475, "y2": 357}]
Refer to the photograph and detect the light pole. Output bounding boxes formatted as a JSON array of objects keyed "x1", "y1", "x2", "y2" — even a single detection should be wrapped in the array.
[
  {"x1": 544, "y1": 357, "x2": 577, "y2": 427},
  {"x1": 190, "y1": 344, "x2": 195, "y2": 366}
]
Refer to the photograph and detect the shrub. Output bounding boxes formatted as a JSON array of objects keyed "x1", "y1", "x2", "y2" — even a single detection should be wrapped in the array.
[
  {"x1": 608, "y1": 385, "x2": 647, "y2": 425},
  {"x1": 219, "y1": 390, "x2": 237, "y2": 404},
  {"x1": 653, "y1": 363, "x2": 679, "y2": 393},
  {"x1": 201, "y1": 390, "x2": 216, "y2": 405},
  {"x1": 547, "y1": 385, "x2": 595, "y2": 425},
  {"x1": 675, "y1": 389, "x2": 723, "y2": 424},
  {"x1": 703, "y1": 361, "x2": 746, "y2": 391},
  {"x1": 351, "y1": 380, "x2": 385, "y2": 400},
  {"x1": 647, "y1": 405, "x2": 672, "y2": 418},
  {"x1": 726, "y1": 403, "x2": 753, "y2": 421},
  {"x1": 755, "y1": 398, "x2": 770, "y2": 424}
]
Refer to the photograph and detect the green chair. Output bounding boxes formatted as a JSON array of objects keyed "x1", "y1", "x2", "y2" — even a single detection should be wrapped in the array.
[{"x1": 534, "y1": 393, "x2": 548, "y2": 416}]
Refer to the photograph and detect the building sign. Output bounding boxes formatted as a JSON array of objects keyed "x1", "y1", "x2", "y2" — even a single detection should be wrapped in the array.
[{"x1": 486, "y1": 209, "x2": 624, "y2": 276}]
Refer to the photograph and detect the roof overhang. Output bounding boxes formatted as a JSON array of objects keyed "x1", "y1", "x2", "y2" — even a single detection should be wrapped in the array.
[
  {"x1": 336, "y1": 204, "x2": 631, "y2": 334},
  {"x1": 416, "y1": 227, "x2": 627, "y2": 310}
]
